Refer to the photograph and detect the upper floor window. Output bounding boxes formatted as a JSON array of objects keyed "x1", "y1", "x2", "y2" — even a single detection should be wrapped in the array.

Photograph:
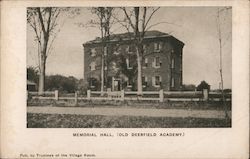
[
  {"x1": 126, "y1": 45, "x2": 136, "y2": 54},
  {"x1": 143, "y1": 44, "x2": 147, "y2": 53},
  {"x1": 171, "y1": 58, "x2": 175, "y2": 69},
  {"x1": 104, "y1": 46, "x2": 107, "y2": 56},
  {"x1": 154, "y1": 42, "x2": 162, "y2": 52},
  {"x1": 153, "y1": 56, "x2": 161, "y2": 68},
  {"x1": 143, "y1": 57, "x2": 148, "y2": 68},
  {"x1": 112, "y1": 62, "x2": 119, "y2": 72},
  {"x1": 89, "y1": 61, "x2": 96, "y2": 71},
  {"x1": 126, "y1": 55, "x2": 133, "y2": 69},
  {"x1": 114, "y1": 45, "x2": 121, "y2": 55},
  {"x1": 90, "y1": 48, "x2": 96, "y2": 57},
  {"x1": 171, "y1": 77, "x2": 175, "y2": 87},
  {"x1": 152, "y1": 76, "x2": 162, "y2": 87}
]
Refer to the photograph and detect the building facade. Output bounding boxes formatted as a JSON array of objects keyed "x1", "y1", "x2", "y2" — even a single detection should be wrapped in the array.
[{"x1": 83, "y1": 31, "x2": 184, "y2": 91}]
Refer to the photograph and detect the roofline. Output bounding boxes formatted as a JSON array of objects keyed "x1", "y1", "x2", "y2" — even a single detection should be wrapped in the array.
[{"x1": 82, "y1": 34, "x2": 183, "y2": 46}]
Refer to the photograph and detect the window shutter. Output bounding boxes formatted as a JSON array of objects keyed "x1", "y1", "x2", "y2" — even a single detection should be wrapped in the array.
[
  {"x1": 126, "y1": 58, "x2": 129, "y2": 68},
  {"x1": 104, "y1": 47, "x2": 107, "y2": 56},
  {"x1": 160, "y1": 76, "x2": 162, "y2": 85},
  {"x1": 171, "y1": 77, "x2": 175, "y2": 87},
  {"x1": 171, "y1": 58, "x2": 175, "y2": 68},
  {"x1": 143, "y1": 44, "x2": 146, "y2": 51},
  {"x1": 126, "y1": 46, "x2": 129, "y2": 52},
  {"x1": 159, "y1": 42, "x2": 162, "y2": 50},
  {"x1": 152, "y1": 76, "x2": 155, "y2": 87},
  {"x1": 91, "y1": 48, "x2": 96, "y2": 57},
  {"x1": 154, "y1": 43, "x2": 157, "y2": 50},
  {"x1": 145, "y1": 76, "x2": 148, "y2": 82},
  {"x1": 152, "y1": 58, "x2": 155, "y2": 68}
]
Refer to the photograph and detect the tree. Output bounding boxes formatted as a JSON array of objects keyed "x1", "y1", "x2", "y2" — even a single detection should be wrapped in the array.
[
  {"x1": 216, "y1": 7, "x2": 231, "y2": 119},
  {"x1": 45, "y1": 75, "x2": 78, "y2": 93},
  {"x1": 92, "y1": 7, "x2": 114, "y2": 94},
  {"x1": 80, "y1": 8, "x2": 115, "y2": 94},
  {"x1": 182, "y1": 84, "x2": 196, "y2": 91},
  {"x1": 196, "y1": 81, "x2": 210, "y2": 92},
  {"x1": 27, "y1": 66, "x2": 39, "y2": 84},
  {"x1": 27, "y1": 7, "x2": 65, "y2": 95},
  {"x1": 120, "y1": 7, "x2": 160, "y2": 95}
]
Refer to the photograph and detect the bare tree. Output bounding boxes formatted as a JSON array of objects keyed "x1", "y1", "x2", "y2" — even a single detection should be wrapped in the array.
[
  {"x1": 216, "y1": 7, "x2": 231, "y2": 120},
  {"x1": 82, "y1": 7, "x2": 115, "y2": 94},
  {"x1": 27, "y1": 7, "x2": 64, "y2": 95},
  {"x1": 120, "y1": 7, "x2": 160, "y2": 95}
]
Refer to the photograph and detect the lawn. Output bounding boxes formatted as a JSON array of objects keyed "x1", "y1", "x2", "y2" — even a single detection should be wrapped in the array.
[
  {"x1": 28, "y1": 99, "x2": 231, "y2": 111},
  {"x1": 27, "y1": 113, "x2": 231, "y2": 128}
]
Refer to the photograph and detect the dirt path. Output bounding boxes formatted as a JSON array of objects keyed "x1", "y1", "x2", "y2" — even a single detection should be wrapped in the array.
[{"x1": 27, "y1": 106, "x2": 231, "y2": 119}]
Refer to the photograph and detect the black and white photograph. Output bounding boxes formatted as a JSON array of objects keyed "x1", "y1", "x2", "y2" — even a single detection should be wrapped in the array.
[
  {"x1": 1, "y1": 1, "x2": 249, "y2": 158},
  {"x1": 26, "y1": 6, "x2": 232, "y2": 128}
]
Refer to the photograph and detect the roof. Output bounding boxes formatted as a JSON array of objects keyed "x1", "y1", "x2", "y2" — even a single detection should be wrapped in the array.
[{"x1": 83, "y1": 30, "x2": 184, "y2": 46}]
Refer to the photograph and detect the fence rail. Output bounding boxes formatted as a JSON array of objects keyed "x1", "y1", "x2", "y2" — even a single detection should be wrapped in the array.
[{"x1": 28, "y1": 89, "x2": 231, "y2": 103}]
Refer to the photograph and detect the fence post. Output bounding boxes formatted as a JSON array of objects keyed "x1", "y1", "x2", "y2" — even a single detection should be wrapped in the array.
[
  {"x1": 87, "y1": 90, "x2": 91, "y2": 100},
  {"x1": 55, "y1": 90, "x2": 59, "y2": 101},
  {"x1": 159, "y1": 89, "x2": 164, "y2": 102},
  {"x1": 121, "y1": 90, "x2": 125, "y2": 101},
  {"x1": 107, "y1": 88, "x2": 111, "y2": 99},
  {"x1": 203, "y1": 89, "x2": 208, "y2": 101},
  {"x1": 75, "y1": 92, "x2": 78, "y2": 106}
]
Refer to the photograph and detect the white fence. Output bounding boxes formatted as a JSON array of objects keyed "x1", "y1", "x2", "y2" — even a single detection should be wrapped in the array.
[{"x1": 28, "y1": 89, "x2": 231, "y2": 102}]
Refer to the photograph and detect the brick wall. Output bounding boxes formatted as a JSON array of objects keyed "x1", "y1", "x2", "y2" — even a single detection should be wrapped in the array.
[{"x1": 83, "y1": 36, "x2": 184, "y2": 91}]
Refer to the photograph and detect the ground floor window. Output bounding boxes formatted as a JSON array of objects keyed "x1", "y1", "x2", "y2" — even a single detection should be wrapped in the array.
[
  {"x1": 127, "y1": 77, "x2": 132, "y2": 87},
  {"x1": 89, "y1": 77, "x2": 97, "y2": 88},
  {"x1": 142, "y1": 76, "x2": 148, "y2": 87},
  {"x1": 152, "y1": 76, "x2": 161, "y2": 87}
]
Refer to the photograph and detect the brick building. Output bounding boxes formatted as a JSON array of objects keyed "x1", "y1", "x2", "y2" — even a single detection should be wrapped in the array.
[{"x1": 83, "y1": 30, "x2": 184, "y2": 91}]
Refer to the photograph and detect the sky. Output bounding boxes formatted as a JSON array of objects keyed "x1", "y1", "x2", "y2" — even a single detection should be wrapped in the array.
[{"x1": 27, "y1": 7, "x2": 232, "y2": 89}]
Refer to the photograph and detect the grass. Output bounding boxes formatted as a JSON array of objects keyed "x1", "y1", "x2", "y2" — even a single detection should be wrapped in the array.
[
  {"x1": 27, "y1": 113, "x2": 231, "y2": 128},
  {"x1": 28, "y1": 99, "x2": 231, "y2": 111}
]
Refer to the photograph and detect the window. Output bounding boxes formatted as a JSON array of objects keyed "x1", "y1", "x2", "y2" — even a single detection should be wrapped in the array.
[
  {"x1": 171, "y1": 77, "x2": 175, "y2": 87},
  {"x1": 89, "y1": 61, "x2": 96, "y2": 71},
  {"x1": 154, "y1": 42, "x2": 162, "y2": 52},
  {"x1": 90, "y1": 48, "x2": 96, "y2": 57},
  {"x1": 114, "y1": 44, "x2": 121, "y2": 55},
  {"x1": 171, "y1": 58, "x2": 175, "y2": 69},
  {"x1": 143, "y1": 44, "x2": 147, "y2": 53},
  {"x1": 112, "y1": 62, "x2": 119, "y2": 72},
  {"x1": 152, "y1": 76, "x2": 161, "y2": 87},
  {"x1": 126, "y1": 45, "x2": 135, "y2": 53},
  {"x1": 127, "y1": 77, "x2": 132, "y2": 87},
  {"x1": 143, "y1": 58, "x2": 148, "y2": 68},
  {"x1": 153, "y1": 57, "x2": 161, "y2": 68},
  {"x1": 89, "y1": 78, "x2": 96, "y2": 88},
  {"x1": 104, "y1": 46, "x2": 107, "y2": 56},
  {"x1": 126, "y1": 55, "x2": 133, "y2": 69},
  {"x1": 142, "y1": 76, "x2": 148, "y2": 87}
]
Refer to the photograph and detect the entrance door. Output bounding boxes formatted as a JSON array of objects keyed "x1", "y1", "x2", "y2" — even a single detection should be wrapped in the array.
[{"x1": 113, "y1": 80, "x2": 121, "y2": 91}]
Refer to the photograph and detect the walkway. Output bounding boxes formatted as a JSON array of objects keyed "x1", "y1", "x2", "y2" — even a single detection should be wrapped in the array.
[{"x1": 27, "y1": 106, "x2": 231, "y2": 119}]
